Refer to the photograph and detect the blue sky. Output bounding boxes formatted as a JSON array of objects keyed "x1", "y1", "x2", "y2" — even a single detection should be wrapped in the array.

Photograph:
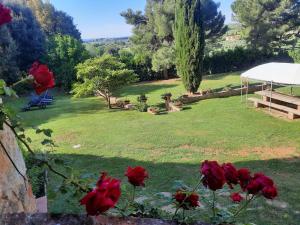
[{"x1": 50, "y1": 0, "x2": 234, "y2": 39}]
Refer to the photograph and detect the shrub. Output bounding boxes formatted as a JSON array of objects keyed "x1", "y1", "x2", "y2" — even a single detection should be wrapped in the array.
[{"x1": 135, "y1": 101, "x2": 148, "y2": 112}]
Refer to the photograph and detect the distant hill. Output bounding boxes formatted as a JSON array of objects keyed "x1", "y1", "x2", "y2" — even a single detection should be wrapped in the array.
[{"x1": 83, "y1": 37, "x2": 130, "y2": 44}]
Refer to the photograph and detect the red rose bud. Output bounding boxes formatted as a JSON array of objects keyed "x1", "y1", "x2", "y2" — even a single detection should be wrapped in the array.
[
  {"x1": 125, "y1": 166, "x2": 149, "y2": 187},
  {"x1": 222, "y1": 163, "x2": 239, "y2": 189},
  {"x1": 0, "y1": 3, "x2": 12, "y2": 26},
  {"x1": 230, "y1": 192, "x2": 244, "y2": 203},
  {"x1": 174, "y1": 191, "x2": 199, "y2": 209},
  {"x1": 262, "y1": 186, "x2": 278, "y2": 199},
  {"x1": 80, "y1": 172, "x2": 121, "y2": 216},
  {"x1": 238, "y1": 168, "x2": 251, "y2": 191},
  {"x1": 201, "y1": 160, "x2": 226, "y2": 191},
  {"x1": 29, "y1": 61, "x2": 55, "y2": 95}
]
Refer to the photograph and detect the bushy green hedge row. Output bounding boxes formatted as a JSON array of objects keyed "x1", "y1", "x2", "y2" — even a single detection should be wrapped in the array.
[{"x1": 203, "y1": 47, "x2": 276, "y2": 75}]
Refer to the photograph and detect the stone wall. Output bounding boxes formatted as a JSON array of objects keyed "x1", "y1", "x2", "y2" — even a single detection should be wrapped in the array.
[
  {"x1": 2, "y1": 214, "x2": 211, "y2": 225},
  {"x1": 0, "y1": 121, "x2": 36, "y2": 218},
  {"x1": 181, "y1": 84, "x2": 267, "y2": 104}
]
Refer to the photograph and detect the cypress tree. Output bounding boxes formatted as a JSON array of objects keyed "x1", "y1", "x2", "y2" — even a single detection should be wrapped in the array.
[{"x1": 175, "y1": 0, "x2": 205, "y2": 93}]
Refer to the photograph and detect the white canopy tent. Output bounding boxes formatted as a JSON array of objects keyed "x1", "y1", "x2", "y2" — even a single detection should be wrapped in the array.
[
  {"x1": 241, "y1": 63, "x2": 300, "y2": 86},
  {"x1": 240, "y1": 63, "x2": 300, "y2": 110}
]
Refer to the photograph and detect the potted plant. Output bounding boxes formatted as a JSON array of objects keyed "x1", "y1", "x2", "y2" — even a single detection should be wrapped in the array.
[
  {"x1": 137, "y1": 94, "x2": 148, "y2": 103},
  {"x1": 147, "y1": 106, "x2": 160, "y2": 115},
  {"x1": 161, "y1": 93, "x2": 172, "y2": 101}
]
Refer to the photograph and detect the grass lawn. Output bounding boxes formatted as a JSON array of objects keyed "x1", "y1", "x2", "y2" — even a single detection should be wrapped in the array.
[{"x1": 8, "y1": 72, "x2": 300, "y2": 225}]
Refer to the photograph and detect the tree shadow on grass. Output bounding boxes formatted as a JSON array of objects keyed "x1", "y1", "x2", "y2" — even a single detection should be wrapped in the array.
[
  {"x1": 10, "y1": 95, "x2": 107, "y2": 127},
  {"x1": 116, "y1": 84, "x2": 179, "y2": 98},
  {"x1": 47, "y1": 153, "x2": 300, "y2": 224}
]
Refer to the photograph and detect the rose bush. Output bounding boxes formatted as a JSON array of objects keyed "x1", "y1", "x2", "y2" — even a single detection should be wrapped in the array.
[
  {"x1": 0, "y1": 3, "x2": 12, "y2": 26},
  {"x1": 80, "y1": 172, "x2": 121, "y2": 216},
  {"x1": 125, "y1": 166, "x2": 149, "y2": 187},
  {"x1": 29, "y1": 61, "x2": 55, "y2": 94},
  {"x1": 79, "y1": 161, "x2": 278, "y2": 225}
]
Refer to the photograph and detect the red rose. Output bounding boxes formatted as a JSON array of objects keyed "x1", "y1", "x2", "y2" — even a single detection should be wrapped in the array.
[
  {"x1": 29, "y1": 61, "x2": 55, "y2": 94},
  {"x1": 247, "y1": 173, "x2": 277, "y2": 198},
  {"x1": 201, "y1": 160, "x2": 226, "y2": 191},
  {"x1": 0, "y1": 3, "x2": 12, "y2": 26},
  {"x1": 125, "y1": 166, "x2": 149, "y2": 187},
  {"x1": 222, "y1": 163, "x2": 239, "y2": 189},
  {"x1": 230, "y1": 192, "x2": 243, "y2": 203},
  {"x1": 238, "y1": 168, "x2": 251, "y2": 191},
  {"x1": 262, "y1": 186, "x2": 278, "y2": 199},
  {"x1": 174, "y1": 191, "x2": 199, "y2": 209},
  {"x1": 80, "y1": 172, "x2": 121, "y2": 216},
  {"x1": 246, "y1": 179, "x2": 261, "y2": 194}
]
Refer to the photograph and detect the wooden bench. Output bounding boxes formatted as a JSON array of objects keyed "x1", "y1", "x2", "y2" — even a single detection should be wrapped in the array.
[
  {"x1": 255, "y1": 90, "x2": 300, "y2": 110},
  {"x1": 248, "y1": 97, "x2": 300, "y2": 120}
]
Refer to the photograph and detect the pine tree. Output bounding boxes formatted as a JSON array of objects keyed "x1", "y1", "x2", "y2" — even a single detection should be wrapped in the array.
[{"x1": 174, "y1": 0, "x2": 205, "y2": 93}]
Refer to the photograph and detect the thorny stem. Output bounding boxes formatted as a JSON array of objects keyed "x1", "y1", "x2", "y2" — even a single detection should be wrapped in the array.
[
  {"x1": 132, "y1": 186, "x2": 136, "y2": 204},
  {"x1": 232, "y1": 195, "x2": 256, "y2": 219},
  {"x1": 212, "y1": 191, "x2": 216, "y2": 219},
  {"x1": 172, "y1": 178, "x2": 202, "y2": 220},
  {"x1": 4, "y1": 120, "x2": 89, "y2": 193}
]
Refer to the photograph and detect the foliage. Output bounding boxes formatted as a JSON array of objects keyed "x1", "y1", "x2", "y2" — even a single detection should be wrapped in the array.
[
  {"x1": 203, "y1": 47, "x2": 274, "y2": 74},
  {"x1": 175, "y1": 0, "x2": 205, "y2": 93},
  {"x1": 27, "y1": 0, "x2": 81, "y2": 40},
  {"x1": 45, "y1": 34, "x2": 89, "y2": 90},
  {"x1": 0, "y1": 26, "x2": 19, "y2": 84},
  {"x1": 73, "y1": 55, "x2": 138, "y2": 108},
  {"x1": 135, "y1": 102, "x2": 148, "y2": 112},
  {"x1": 5, "y1": 2, "x2": 46, "y2": 71},
  {"x1": 288, "y1": 41, "x2": 300, "y2": 63},
  {"x1": 232, "y1": 0, "x2": 300, "y2": 52},
  {"x1": 122, "y1": 0, "x2": 226, "y2": 81}
]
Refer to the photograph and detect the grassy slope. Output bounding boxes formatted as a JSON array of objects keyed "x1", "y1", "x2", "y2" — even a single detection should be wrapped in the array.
[{"x1": 9, "y1": 73, "x2": 300, "y2": 225}]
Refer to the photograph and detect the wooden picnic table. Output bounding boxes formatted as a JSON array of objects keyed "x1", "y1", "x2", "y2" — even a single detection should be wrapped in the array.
[
  {"x1": 255, "y1": 90, "x2": 300, "y2": 110},
  {"x1": 248, "y1": 90, "x2": 300, "y2": 120}
]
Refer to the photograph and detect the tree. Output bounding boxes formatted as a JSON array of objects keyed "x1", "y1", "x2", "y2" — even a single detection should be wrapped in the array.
[
  {"x1": 152, "y1": 44, "x2": 175, "y2": 79},
  {"x1": 27, "y1": 0, "x2": 81, "y2": 40},
  {"x1": 175, "y1": 0, "x2": 205, "y2": 93},
  {"x1": 73, "y1": 55, "x2": 138, "y2": 109},
  {"x1": 232, "y1": 0, "x2": 300, "y2": 51},
  {"x1": 0, "y1": 23, "x2": 19, "y2": 84},
  {"x1": 5, "y1": 2, "x2": 46, "y2": 71},
  {"x1": 122, "y1": 0, "x2": 226, "y2": 80},
  {"x1": 45, "y1": 34, "x2": 89, "y2": 90}
]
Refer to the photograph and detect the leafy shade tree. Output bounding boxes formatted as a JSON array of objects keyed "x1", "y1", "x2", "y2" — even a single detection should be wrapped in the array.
[
  {"x1": 73, "y1": 55, "x2": 138, "y2": 109},
  {"x1": 45, "y1": 34, "x2": 89, "y2": 90},
  {"x1": 27, "y1": 0, "x2": 81, "y2": 40},
  {"x1": 175, "y1": 0, "x2": 205, "y2": 93},
  {"x1": 232, "y1": 0, "x2": 300, "y2": 51},
  {"x1": 5, "y1": 2, "x2": 46, "y2": 71},
  {"x1": 152, "y1": 45, "x2": 175, "y2": 79}
]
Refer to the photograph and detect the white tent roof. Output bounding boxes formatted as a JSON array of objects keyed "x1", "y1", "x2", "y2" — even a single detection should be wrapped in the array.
[{"x1": 241, "y1": 63, "x2": 300, "y2": 85}]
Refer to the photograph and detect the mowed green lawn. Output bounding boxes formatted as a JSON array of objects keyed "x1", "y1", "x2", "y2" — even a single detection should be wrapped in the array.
[{"x1": 9, "y1": 73, "x2": 300, "y2": 225}]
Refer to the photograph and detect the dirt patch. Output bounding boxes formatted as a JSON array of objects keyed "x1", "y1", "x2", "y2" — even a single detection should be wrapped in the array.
[
  {"x1": 54, "y1": 132, "x2": 79, "y2": 143},
  {"x1": 236, "y1": 147, "x2": 299, "y2": 160}
]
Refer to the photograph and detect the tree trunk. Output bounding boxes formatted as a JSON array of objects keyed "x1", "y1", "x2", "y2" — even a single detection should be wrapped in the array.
[
  {"x1": 163, "y1": 68, "x2": 168, "y2": 80},
  {"x1": 107, "y1": 95, "x2": 111, "y2": 109}
]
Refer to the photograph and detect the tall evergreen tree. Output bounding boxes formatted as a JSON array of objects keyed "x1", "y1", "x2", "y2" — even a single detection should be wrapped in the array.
[{"x1": 174, "y1": 0, "x2": 205, "y2": 93}]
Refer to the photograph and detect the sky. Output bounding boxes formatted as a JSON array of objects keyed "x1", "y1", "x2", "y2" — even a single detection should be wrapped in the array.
[{"x1": 50, "y1": 0, "x2": 234, "y2": 39}]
